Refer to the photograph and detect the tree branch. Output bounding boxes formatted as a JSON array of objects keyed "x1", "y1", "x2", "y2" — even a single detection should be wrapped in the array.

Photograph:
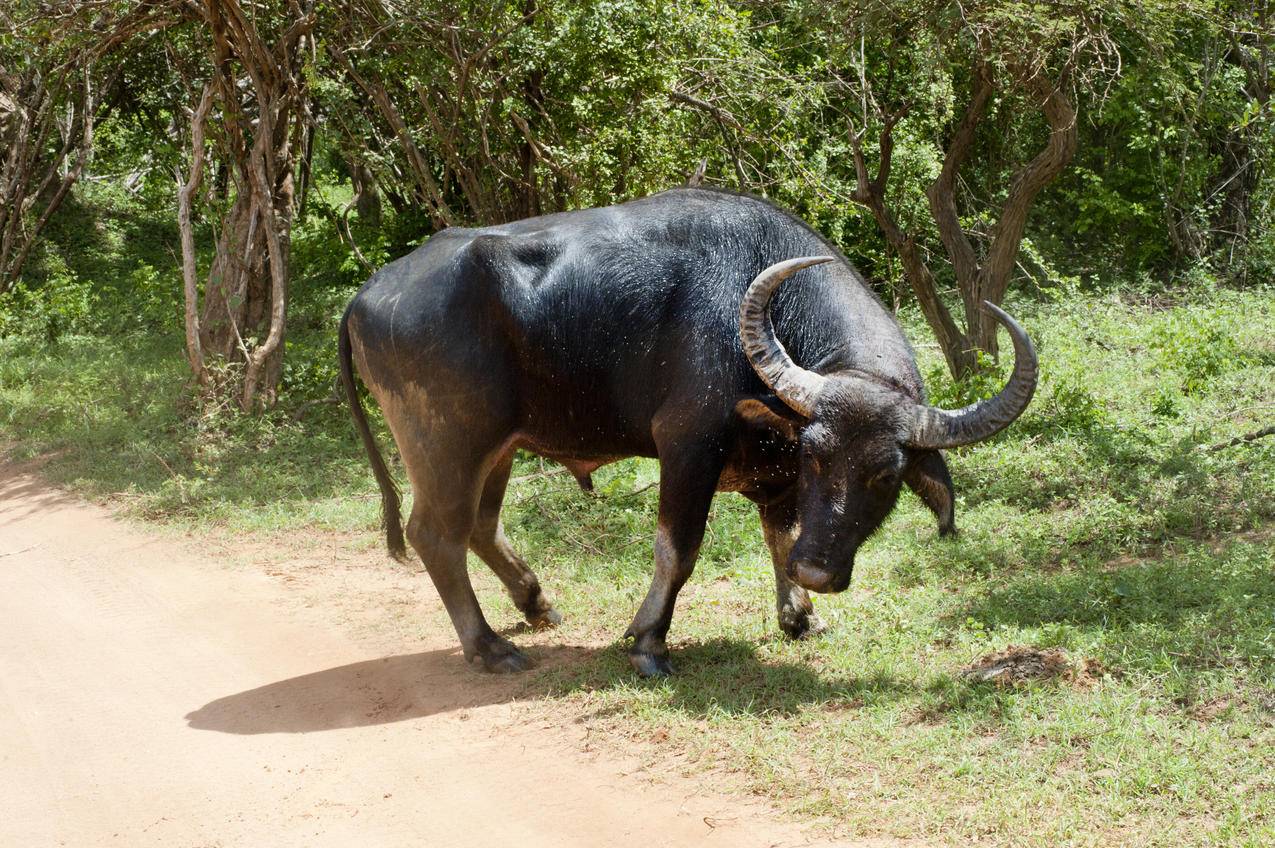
[
  {"x1": 668, "y1": 89, "x2": 743, "y2": 129},
  {"x1": 978, "y1": 68, "x2": 1078, "y2": 308},
  {"x1": 335, "y1": 51, "x2": 453, "y2": 227},
  {"x1": 8, "y1": 72, "x2": 97, "y2": 287},
  {"x1": 1206, "y1": 424, "x2": 1275, "y2": 452},
  {"x1": 176, "y1": 82, "x2": 215, "y2": 386},
  {"x1": 847, "y1": 118, "x2": 972, "y2": 377},
  {"x1": 926, "y1": 59, "x2": 994, "y2": 318}
]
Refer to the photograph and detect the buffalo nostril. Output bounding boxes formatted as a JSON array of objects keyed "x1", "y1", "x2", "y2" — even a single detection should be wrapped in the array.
[
  {"x1": 786, "y1": 557, "x2": 812, "y2": 579},
  {"x1": 790, "y1": 559, "x2": 840, "y2": 594}
]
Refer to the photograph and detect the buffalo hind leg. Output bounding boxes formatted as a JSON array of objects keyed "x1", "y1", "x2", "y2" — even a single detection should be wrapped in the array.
[
  {"x1": 407, "y1": 501, "x2": 533, "y2": 674},
  {"x1": 469, "y1": 451, "x2": 562, "y2": 629},
  {"x1": 759, "y1": 500, "x2": 826, "y2": 639},
  {"x1": 624, "y1": 443, "x2": 722, "y2": 677},
  {"x1": 393, "y1": 428, "x2": 533, "y2": 674}
]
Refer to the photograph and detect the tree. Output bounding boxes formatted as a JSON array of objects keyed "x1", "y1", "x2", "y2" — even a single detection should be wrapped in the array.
[
  {"x1": 0, "y1": 5, "x2": 107, "y2": 293},
  {"x1": 829, "y1": 1, "x2": 1130, "y2": 378},
  {"x1": 172, "y1": 0, "x2": 317, "y2": 410},
  {"x1": 3, "y1": 0, "x2": 1270, "y2": 405},
  {"x1": 667, "y1": 1, "x2": 1207, "y2": 379},
  {"x1": 1210, "y1": 0, "x2": 1272, "y2": 258},
  {"x1": 319, "y1": 0, "x2": 713, "y2": 229}
]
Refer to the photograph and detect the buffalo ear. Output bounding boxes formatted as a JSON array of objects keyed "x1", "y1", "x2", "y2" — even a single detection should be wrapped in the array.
[
  {"x1": 904, "y1": 450, "x2": 957, "y2": 537},
  {"x1": 735, "y1": 396, "x2": 804, "y2": 441}
]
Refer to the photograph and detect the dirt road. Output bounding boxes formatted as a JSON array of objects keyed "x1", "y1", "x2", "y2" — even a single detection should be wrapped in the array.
[{"x1": 0, "y1": 462, "x2": 865, "y2": 847}]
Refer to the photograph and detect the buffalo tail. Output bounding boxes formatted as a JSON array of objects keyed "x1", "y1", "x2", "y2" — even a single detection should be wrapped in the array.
[{"x1": 338, "y1": 305, "x2": 408, "y2": 561}]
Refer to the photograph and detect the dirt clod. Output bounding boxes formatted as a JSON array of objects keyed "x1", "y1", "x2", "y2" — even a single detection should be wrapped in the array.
[
  {"x1": 1189, "y1": 697, "x2": 1236, "y2": 721},
  {"x1": 962, "y1": 646, "x2": 1105, "y2": 688}
]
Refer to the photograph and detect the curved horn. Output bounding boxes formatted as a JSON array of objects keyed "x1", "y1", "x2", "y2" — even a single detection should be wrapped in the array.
[
  {"x1": 739, "y1": 256, "x2": 835, "y2": 417},
  {"x1": 906, "y1": 301, "x2": 1039, "y2": 449}
]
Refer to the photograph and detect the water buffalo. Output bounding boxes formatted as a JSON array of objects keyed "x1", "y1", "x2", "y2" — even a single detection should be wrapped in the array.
[{"x1": 338, "y1": 187, "x2": 1037, "y2": 676}]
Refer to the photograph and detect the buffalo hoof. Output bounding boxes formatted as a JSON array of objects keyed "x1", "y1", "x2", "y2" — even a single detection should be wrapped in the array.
[
  {"x1": 629, "y1": 650, "x2": 674, "y2": 678},
  {"x1": 525, "y1": 606, "x2": 563, "y2": 630},
  {"x1": 474, "y1": 636, "x2": 535, "y2": 674},
  {"x1": 779, "y1": 609, "x2": 828, "y2": 640}
]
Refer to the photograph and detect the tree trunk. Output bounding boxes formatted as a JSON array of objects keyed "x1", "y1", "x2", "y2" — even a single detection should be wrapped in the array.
[
  {"x1": 1212, "y1": 18, "x2": 1272, "y2": 266},
  {"x1": 351, "y1": 161, "x2": 381, "y2": 227},
  {"x1": 177, "y1": 83, "x2": 214, "y2": 385},
  {"x1": 173, "y1": 0, "x2": 314, "y2": 410},
  {"x1": 849, "y1": 63, "x2": 1077, "y2": 380}
]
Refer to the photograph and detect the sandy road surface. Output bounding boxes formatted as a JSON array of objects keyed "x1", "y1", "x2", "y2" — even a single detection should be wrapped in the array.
[{"x1": 0, "y1": 462, "x2": 872, "y2": 848}]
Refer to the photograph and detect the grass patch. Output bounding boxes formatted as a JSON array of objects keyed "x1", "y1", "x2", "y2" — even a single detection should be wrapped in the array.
[{"x1": 2, "y1": 189, "x2": 1273, "y2": 845}]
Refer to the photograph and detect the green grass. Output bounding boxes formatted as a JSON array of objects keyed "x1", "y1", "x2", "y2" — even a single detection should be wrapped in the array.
[
  {"x1": 491, "y1": 290, "x2": 1275, "y2": 847},
  {"x1": 2, "y1": 191, "x2": 1273, "y2": 845},
  {"x1": 0, "y1": 180, "x2": 391, "y2": 534}
]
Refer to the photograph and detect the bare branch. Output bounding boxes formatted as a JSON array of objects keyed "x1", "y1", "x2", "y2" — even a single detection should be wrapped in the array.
[
  {"x1": 979, "y1": 69, "x2": 1078, "y2": 307},
  {"x1": 1206, "y1": 424, "x2": 1275, "y2": 452},
  {"x1": 176, "y1": 82, "x2": 215, "y2": 386},
  {"x1": 925, "y1": 59, "x2": 994, "y2": 313},
  {"x1": 668, "y1": 89, "x2": 744, "y2": 129}
]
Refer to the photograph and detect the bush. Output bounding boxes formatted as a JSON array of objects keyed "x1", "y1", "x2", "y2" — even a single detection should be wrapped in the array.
[
  {"x1": 1149, "y1": 311, "x2": 1243, "y2": 396},
  {"x1": 0, "y1": 256, "x2": 97, "y2": 343}
]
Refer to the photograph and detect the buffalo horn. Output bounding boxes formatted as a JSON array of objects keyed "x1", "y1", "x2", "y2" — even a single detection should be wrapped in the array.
[
  {"x1": 739, "y1": 256, "x2": 835, "y2": 417},
  {"x1": 906, "y1": 301, "x2": 1038, "y2": 449}
]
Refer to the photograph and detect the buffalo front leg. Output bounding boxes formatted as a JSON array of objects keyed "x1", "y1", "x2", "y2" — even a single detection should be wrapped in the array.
[
  {"x1": 624, "y1": 446, "x2": 721, "y2": 677},
  {"x1": 469, "y1": 451, "x2": 562, "y2": 629},
  {"x1": 759, "y1": 500, "x2": 826, "y2": 640}
]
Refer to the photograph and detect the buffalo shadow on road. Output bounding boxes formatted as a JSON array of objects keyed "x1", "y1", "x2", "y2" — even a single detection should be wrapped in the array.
[
  {"x1": 186, "y1": 637, "x2": 917, "y2": 734},
  {"x1": 187, "y1": 645, "x2": 581, "y2": 735}
]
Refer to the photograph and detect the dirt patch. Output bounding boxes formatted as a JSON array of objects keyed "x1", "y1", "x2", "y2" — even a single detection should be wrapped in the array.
[
  {"x1": 962, "y1": 645, "x2": 1106, "y2": 688},
  {"x1": 0, "y1": 460, "x2": 864, "y2": 848},
  {"x1": 1187, "y1": 696, "x2": 1238, "y2": 722}
]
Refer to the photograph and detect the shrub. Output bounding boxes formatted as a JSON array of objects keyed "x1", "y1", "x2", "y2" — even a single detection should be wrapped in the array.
[
  {"x1": 0, "y1": 257, "x2": 97, "y2": 343},
  {"x1": 1149, "y1": 311, "x2": 1243, "y2": 396}
]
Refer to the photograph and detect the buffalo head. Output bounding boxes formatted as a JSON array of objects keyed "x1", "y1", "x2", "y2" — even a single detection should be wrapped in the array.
[{"x1": 736, "y1": 256, "x2": 1038, "y2": 594}]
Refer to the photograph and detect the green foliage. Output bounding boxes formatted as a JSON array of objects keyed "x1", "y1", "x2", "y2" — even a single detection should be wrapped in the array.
[
  {"x1": 0, "y1": 327, "x2": 384, "y2": 529},
  {"x1": 1149, "y1": 311, "x2": 1245, "y2": 396},
  {"x1": 1042, "y1": 2, "x2": 1274, "y2": 281},
  {"x1": 0, "y1": 257, "x2": 95, "y2": 343},
  {"x1": 3, "y1": 180, "x2": 184, "y2": 339},
  {"x1": 5, "y1": 0, "x2": 1271, "y2": 366},
  {"x1": 1041, "y1": 368, "x2": 1109, "y2": 432},
  {"x1": 924, "y1": 350, "x2": 1004, "y2": 408}
]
